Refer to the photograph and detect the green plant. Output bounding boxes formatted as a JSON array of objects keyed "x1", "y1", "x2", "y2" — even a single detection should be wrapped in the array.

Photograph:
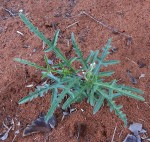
[{"x1": 14, "y1": 13, "x2": 144, "y2": 126}]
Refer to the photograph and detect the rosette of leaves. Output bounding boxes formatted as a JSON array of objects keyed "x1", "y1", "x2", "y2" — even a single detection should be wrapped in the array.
[{"x1": 14, "y1": 13, "x2": 144, "y2": 126}]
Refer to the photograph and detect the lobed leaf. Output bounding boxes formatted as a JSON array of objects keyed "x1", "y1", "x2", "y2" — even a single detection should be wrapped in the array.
[
  {"x1": 45, "y1": 30, "x2": 60, "y2": 52},
  {"x1": 95, "y1": 82, "x2": 145, "y2": 101},
  {"x1": 46, "y1": 72, "x2": 60, "y2": 82},
  {"x1": 62, "y1": 86, "x2": 87, "y2": 109},
  {"x1": 19, "y1": 13, "x2": 52, "y2": 46},
  {"x1": 88, "y1": 85, "x2": 99, "y2": 106},
  {"x1": 44, "y1": 54, "x2": 51, "y2": 71},
  {"x1": 51, "y1": 88, "x2": 58, "y2": 104},
  {"x1": 93, "y1": 96, "x2": 105, "y2": 114},
  {"x1": 19, "y1": 83, "x2": 64, "y2": 104},
  {"x1": 45, "y1": 77, "x2": 80, "y2": 122},
  {"x1": 90, "y1": 50, "x2": 99, "y2": 64},
  {"x1": 44, "y1": 30, "x2": 71, "y2": 67},
  {"x1": 14, "y1": 58, "x2": 46, "y2": 70},
  {"x1": 102, "y1": 60, "x2": 120, "y2": 67},
  {"x1": 93, "y1": 38, "x2": 112, "y2": 74},
  {"x1": 71, "y1": 33, "x2": 88, "y2": 69},
  {"x1": 107, "y1": 100, "x2": 127, "y2": 126},
  {"x1": 117, "y1": 85, "x2": 144, "y2": 94},
  {"x1": 98, "y1": 71, "x2": 114, "y2": 77}
]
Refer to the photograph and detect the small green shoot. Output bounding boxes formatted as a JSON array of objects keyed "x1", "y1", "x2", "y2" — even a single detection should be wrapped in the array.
[{"x1": 14, "y1": 13, "x2": 144, "y2": 126}]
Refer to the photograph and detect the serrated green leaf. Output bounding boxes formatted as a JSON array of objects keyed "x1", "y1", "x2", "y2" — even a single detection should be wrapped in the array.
[
  {"x1": 19, "y1": 83, "x2": 64, "y2": 104},
  {"x1": 41, "y1": 71, "x2": 50, "y2": 79},
  {"x1": 44, "y1": 30, "x2": 60, "y2": 52},
  {"x1": 52, "y1": 30, "x2": 60, "y2": 48},
  {"x1": 102, "y1": 60, "x2": 120, "y2": 67},
  {"x1": 44, "y1": 54, "x2": 51, "y2": 71},
  {"x1": 118, "y1": 85, "x2": 144, "y2": 94},
  {"x1": 62, "y1": 85, "x2": 87, "y2": 109},
  {"x1": 98, "y1": 71, "x2": 114, "y2": 77},
  {"x1": 93, "y1": 38, "x2": 112, "y2": 74},
  {"x1": 45, "y1": 77, "x2": 80, "y2": 122},
  {"x1": 44, "y1": 30, "x2": 70, "y2": 67},
  {"x1": 46, "y1": 72, "x2": 60, "y2": 82},
  {"x1": 93, "y1": 96, "x2": 105, "y2": 114},
  {"x1": 111, "y1": 79, "x2": 117, "y2": 86},
  {"x1": 68, "y1": 57, "x2": 78, "y2": 65},
  {"x1": 111, "y1": 93, "x2": 122, "y2": 99},
  {"x1": 67, "y1": 90, "x2": 75, "y2": 98},
  {"x1": 19, "y1": 13, "x2": 72, "y2": 70},
  {"x1": 89, "y1": 85, "x2": 99, "y2": 106},
  {"x1": 90, "y1": 50, "x2": 99, "y2": 64},
  {"x1": 71, "y1": 33, "x2": 87, "y2": 69},
  {"x1": 107, "y1": 100, "x2": 127, "y2": 126},
  {"x1": 51, "y1": 88, "x2": 58, "y2": 104},
  {"x1": 95, "y1": 82, "x2": 145, "y2": 101},
  {"x1": 14, "y1": 58, "x2": 47, "y2": 70},
  {"x1": 85, "y1": 50, "x2": 95, "y2": 63},
  {"x1": 19, "y1": 13, "x2": 52, "y2": 46}
]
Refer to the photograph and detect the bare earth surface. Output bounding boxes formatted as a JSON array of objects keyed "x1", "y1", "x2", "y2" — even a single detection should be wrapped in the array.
[{"x1": 0, "y1": 0, "x2": 150, "y2": 142}]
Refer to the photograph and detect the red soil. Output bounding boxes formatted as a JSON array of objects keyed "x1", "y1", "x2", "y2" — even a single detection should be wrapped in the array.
[{"x1": 0, "y1": 0, "x2": 150, "y2": 141}]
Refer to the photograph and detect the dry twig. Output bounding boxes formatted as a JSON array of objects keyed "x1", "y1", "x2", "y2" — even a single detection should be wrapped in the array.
[
  {"x1": 78, "y1": 11, "x2": 132, "y2": 44},
  {"x1": 111, "y1": 124, "x2": 117, "y2": 142},
  {"x1": 65, "y1": 21, "x2": 79, "y2": 29}
]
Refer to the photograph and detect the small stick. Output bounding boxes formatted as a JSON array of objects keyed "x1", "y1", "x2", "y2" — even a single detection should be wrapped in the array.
[
  {"x1": 65, "y1": 21, "x2": 79, "y2": 29},
  {"x1": 144, "y1": 102, "x2": 150, "y2": 108},
  {"x1": 44, "y1": 133, "x2": 49, "y2": 142},
  {"x1": 136, "y1": 102, "x2": 140, "y2": 109},
  {"x1": 139, "y1": 74, "x2": 145, "y2": 79},
  {"x1": 2, "y1": 121, "x2": 9, "y2": 130},
  {"x1": 125, "y1": 57, "x2": 138, "y2": 66},
  {"x1": 79, "y1": 11, "x2": 132, "y2": 39},
  {"x1": 12, "y1": 135, "x2": 17, "y2": 142},
  {"x1": 17, "y1": 31, "x2": 24, "y2": 36},
  {"x1": 43, "y1": 41, "x2": 46, "y2": 49},
  {"x1": 11, "y1": 118, "x2": 15, "y2": 130},
  {"x1": 111, "y1": 124, "x2": 117, "y2": 142},
  {"x1": 138, "y1": 118, "x2": 145, "y2": 122},
  {"x1": 80, "y1": 11, "x2": 112, "y2": 30},
  {"x1": 118, "y1": 129, "x2": 123, "y2": 139},
  {"x1": 77, "y1": 123, "x2": 81, "y2": 142}
]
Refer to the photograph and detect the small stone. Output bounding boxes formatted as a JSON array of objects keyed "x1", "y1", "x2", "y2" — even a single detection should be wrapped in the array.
[
  {"x1": 23, "y1": 113, "x2": 56, "y2": 136},
  {"x1": 63, "y1": 111, "x2": 69, "y2": 116},
  {"x1": 139, "y1": 74, "x2": 145, "y2": 79},
  {"x1": 15, "y1": 130, "x2": 20, "y2": 134},
  {"x1": 48, "y1": 59, "x2": 53, "y2": 65},
  {"x1": 33, "y1": 48, "x2": 36, "y2": 53},
  {"x1": 123, "y1": 134, "x2": 139, "y2": 142},
  {"x1": 23, "y1": 45, "x2": 30, "y2": 48},
  {"x1": 81, "y1": 109, "x2": 84, "y2": 112},
  {"x1": 19, "y1": 9, "x2": 23, "y2": 13},
  {"x1": 129, "y1": 123, "x2": 142, "y2": 136}
]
